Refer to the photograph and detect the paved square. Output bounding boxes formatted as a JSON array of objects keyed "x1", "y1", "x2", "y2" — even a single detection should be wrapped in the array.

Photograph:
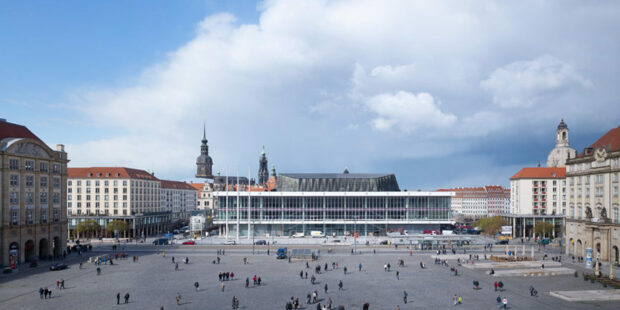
[{"x1": 0, "y1": 244, "x2": 618, "y2": 309}]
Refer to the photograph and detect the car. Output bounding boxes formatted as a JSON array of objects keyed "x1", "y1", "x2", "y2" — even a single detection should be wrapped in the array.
[
  {"x1": 276, "y1": 248, "x2": 287, "y2": 259},
  {"x1": 254, "y1": 240, "x2": 266, "y2": 245},
  {"x1": 182, "y1": 240, "x2": 195, "y2": 245},
  {"x1": 332, "y1": 239, "x2": 341, "y2": 243},
  {"x1": 225, "y1": 240, "x2": 236, "y2": 245},
  {"x1": 152, "y1": 238, "x2": 169, "y2": 245},
  {"x1": 50, "y1": 263, "x2": 68, "y2": 271},
  {"x1": 379, "y1": 240, "x2": 389, "y2": 245},
  {"x1": 495, "y1": 240, "x2": 509, "y2": 245}
]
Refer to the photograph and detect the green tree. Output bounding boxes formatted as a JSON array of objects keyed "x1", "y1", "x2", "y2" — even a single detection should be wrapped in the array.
[
  {"x1": 533, "y1": 222, "x2": 554, "y2": 238},
  {"x1": 106, "y1": 220, "x2": 129, "y2": 237},
  {"x1": 475, "y1": 216, "x2": 509, "y2": 236},
  {"x1": 75, "y1": 219, "x2": 101, "y2": 238}
]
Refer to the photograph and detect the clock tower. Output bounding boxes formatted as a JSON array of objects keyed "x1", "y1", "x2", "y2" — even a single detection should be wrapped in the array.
[{"x1": 546, "y1": 119, "x2": 577, "y2": 167}]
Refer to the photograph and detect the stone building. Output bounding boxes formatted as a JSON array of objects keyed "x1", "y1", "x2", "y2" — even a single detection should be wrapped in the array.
[
  {"x1": 547, "y1": 119, "x2": 578, "y2": 167},
  {"x1": 1, "y1": 119, "x2": 68, "y2": 267},
  {"x1": 565, "y1": 125, "x2": 620, "y2": 264}
]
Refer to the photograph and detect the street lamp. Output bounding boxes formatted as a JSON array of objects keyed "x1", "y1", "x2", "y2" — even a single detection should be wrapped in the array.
[
  {"x1": 252, "y1": 213, "x2": 255, "y2": 255},
  {"x1": 353, "y1": 216, "x2": 357, "y2": 255}
]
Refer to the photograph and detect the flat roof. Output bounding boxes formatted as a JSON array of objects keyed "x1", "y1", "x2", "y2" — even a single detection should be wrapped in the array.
[{"x1": 213, "y1": 191, "x2": 454, "y2": 197}]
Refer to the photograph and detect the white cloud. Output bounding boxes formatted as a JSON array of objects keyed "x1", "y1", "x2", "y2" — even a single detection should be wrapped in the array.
[
  {"x1": 365, "y1": 91, "x2": 457, "y2": 133},
  {"x1": 61, "y1": 0, "x2": 620, "y2": 185},
  {"x1": 480, "y1": 55, "x2": 591, "y2": 108}
]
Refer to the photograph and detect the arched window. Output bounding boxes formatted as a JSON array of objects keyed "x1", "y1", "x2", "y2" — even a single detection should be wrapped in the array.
[
  {"x1": 577, "y1": 206, "x2": 582, "y2": 220},
  {"x1": 562, "y1": 132, "x2": 567, "y2": 140}
]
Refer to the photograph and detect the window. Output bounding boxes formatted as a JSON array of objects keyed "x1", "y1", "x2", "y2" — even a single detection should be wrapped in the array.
[
  {"x1": 40, "y1": 176, "x2": 48, "y2": 188},
  {"x1": 39, "y1": 162, "x2": 48, "y2": 172},
  {"x1": 596, "y1": 174, "x2": 604, "y2": 184},
  {"x1": 26, "y1": 176, "x2": 34, "y2": 187},
  {"x1": 68, "y1": 180, "x2": 72, "y2": 186},
  {"x1": 53, "y1": 177, "x2": 60, "y2": 188},
  {"x1": 53, "y1": 208, "x2": 60, "y2": 222},
  {"x1": 10, "y1": 209, "x2": 19, "y2": 225},
  {"x1": 86, "y1": 195, "x2": 91, "y2": 201},
  {"x1": 40, "y1": 192, "x2": 48, "y2": 203},
  {"x1": 114, "y1": 210, "x2": 118, "y2": 215},
  {"x1": 86, "y1": 180, "x2": 91, "y2": 186},
  {"x1": 123, "y1": 202, "x2": 127, "y2": 208},
  {"x1": 86, "y1": 187, "x2": 91, "y2": 193},
  {"x1": 77, "y1": 195, "x2": 81, "y2": 200},
  {"x1": 52, "y1": 164, "x2": 60, "y2": 173},
  {"x1": 9, "y1": 175, "x2": 19, "y2": 187},
  {"x1": 77, "y1": 187, "x2": 81, "y2": 193},
  {"x1": 26, "y1": 208, "x2": 34, "y2": 225},
  {"x1": 53, "y1": 193, "x2": 60, "y2": 204},
  {"x1": 114, "y1": 180, "x2": 118, "y2": 186},
  {"x1": 25, "y1": 160, "x2": 34, "y2": 171},
  {"x1": 68, "y1": 194, "x2": 72, "y2": 201},
  {"x1": 9, "y1": 158, "x2": 19, "y2": 170},
  {"x1": 95, "y1": 180, "x2": 100, "y2": 186},
  {"x1": 77, "y1": 180, "x2": 81, "y2": 186},
  {"x1": 41, "y1": 207, "x2": 48, "y2": 223},
  {"x1": 123, "y1": 180, "x2": 127, "y2": 186},
  {"x1": 9, "y1": 192, "x2": 19, "y2": 204},
  {"x1": 615, "y1": 208, "x2": 619, "y2": 223},
  {"x1": 26, "y1": 192, "x2": 34, "y2": 204},
  {"x1": 105, "y1": 180, "x2": 109, "y2": 186},
  {"x1": 614, "y1": 186, "x2": 618, "y2": 197}
]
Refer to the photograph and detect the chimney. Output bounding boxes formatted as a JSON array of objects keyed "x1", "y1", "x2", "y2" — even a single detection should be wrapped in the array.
[{"x1": 56, "y1": 144, "x2": 65, "y2": 152}]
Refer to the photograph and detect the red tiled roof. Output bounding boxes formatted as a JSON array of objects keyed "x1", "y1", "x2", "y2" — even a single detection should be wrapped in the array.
[
  {"x1": 586, "y1": 125, "x2": 620, "y2": 153},
  {"x1": 160, "y1": 180, "x2": 195, "y2": 190},
  {"x1": 510, "y1": 167, "x2": 565, "y2": 180},
  {"x1": 0, "y1": 120, "x2": 42, "y2": 142},
  {"x1": 68, "y1": 167, "x2": 159, "y2": 180}
]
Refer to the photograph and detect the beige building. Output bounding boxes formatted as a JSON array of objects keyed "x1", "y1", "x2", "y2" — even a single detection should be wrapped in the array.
[
  {"x1": 67, "y1": 167, "x2": 171, "y2": 238},
  {"x1": 565, "y1": 125, "x2": 620, "y2": 264},
  {"x1": 1, "y1": 119, "x2": 68, "y2": 267},
  {"x1": 160, "y1": 180, "x2": 197, "y2": 218},
  {"x1": 438, "y1": 186, "x2": 510, "y2": 219}
]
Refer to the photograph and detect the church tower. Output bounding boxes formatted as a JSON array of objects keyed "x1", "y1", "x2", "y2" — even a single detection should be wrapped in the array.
[
  {"x1": 546, "y1": 119, "x2": 577, "y2": 167},
  {"x1": 196, "y1": 124, "x2": 213, "y2": 178},
  {"x1": 258, "y1": 146, "x2": 269, "y2": 184}
]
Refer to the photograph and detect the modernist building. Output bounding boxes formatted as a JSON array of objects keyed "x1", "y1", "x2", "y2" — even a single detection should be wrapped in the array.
[
  {"x1": 565, "y1": 125, "x2": 620, "y2": 264},
  {"x1": 1, "y1": 119, "x2": 68, "y2": 267},
  {"x1": 213, "y1": 189, "x2": 453, "y2": 238},
  {"x1": 67, "y1": 167, "x2": 172, "y2": 238},
  {"x1": 277, "y1": 171, "x2": 400, "y2": 192},
  {"x1": 438, "y1": 186, "x2": 510, "y2": 218}
]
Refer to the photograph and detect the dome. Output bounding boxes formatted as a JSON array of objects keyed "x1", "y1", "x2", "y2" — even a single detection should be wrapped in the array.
[
  {"x1": 557, "y1": 118, "x2": 568, "y2": 130},
  {"x1": 196, "y1": 154, "x2": 213, "y2": 165}
]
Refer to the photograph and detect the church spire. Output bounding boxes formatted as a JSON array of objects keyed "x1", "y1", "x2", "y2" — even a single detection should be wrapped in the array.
[
  {"x1": 196, "y1": 123, "x2": 213, "y2": 179},
  {"x1": 202, "y1": 122, "x2": 207, "y2": 144}
]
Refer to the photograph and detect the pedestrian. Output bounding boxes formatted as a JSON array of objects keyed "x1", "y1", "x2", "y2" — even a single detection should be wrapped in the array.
[
  {"x1": 253, "y1": 275, "x2": 257, "y2": 285},
  {"x1": 324, "y1": 283, "x2": 328, "y2": 294},
  {"x1": 194, "y1": 281, "x2": 199, "y2": 291},
  {"x1": 245, "y1": 277, "x2": 249, "y2": 288},
  {"x1": 338, "y1": 280, "x2": 343, "y2": 290},
  {"x1": 453, "y1": 294, "x2": 457, "y2": 305},
  {"x1": 117, "y1": 292, "x2": 120, "y2": 305},
  {"x1": 359, "y1": 263, "x2": 362, "y2": 272},
  {"x1": 175, "y1": 263, "x2": 179, "y2": 271},
  {"x1": 494, "y1": 282, "x2": 498, "y2": 291},
  {"x1": 496, "y1": 295, "x2": 501, "y2": 309},
  {"x1": 61, "y1": 279, "x2": 65, "y2": 289},
  {"x1": 396, "y1": 271, "x2": 400, "y2": 280},
  {"x1": 458, "y1": 296, "x2": 462, "y2": 304},
  {"x1": 39, "y1": 288, "x2": 44, "y2": 299},
  {"x1": 328, "y1": 297, "x2": 332, "y2": 309},
  {"x1": 258, "y1": 277, "x2": 262, "y2": 285},
  {"x1": 124, "y1": 292, "x2": 130, "y2": 304},
  {"x1": 362, "y1": 302, "x2": 369, "y2": 310},
  {"x1": 502, "y1": 297, "x2": 508, "y2": 309},
  {"x1": 403, "y1": 290, "x2": 408, "y2": 304},
  {"x1": 221, "y1": 282, "x2": 226, "y2": 292},
  {"x1": 176, "y1": 292, "x2": 182, "y2": 305},
  {"x1": 343, "y1": 266, "x2": 347, "y2": 274}
]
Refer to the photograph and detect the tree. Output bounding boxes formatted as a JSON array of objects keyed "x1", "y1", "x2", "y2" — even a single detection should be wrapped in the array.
[
  {"x1": 75, "y1": 220, "x2": 101, "y2": 238},
  {"x1": 475, "y1": 216, "x2": 509, "y2": 236},
  {"x1": 106, "y1": 220, "x2": 129, "y2": 237},
  {"x1": 534, "y1": 222, "x2": 555, "y2": 238}
]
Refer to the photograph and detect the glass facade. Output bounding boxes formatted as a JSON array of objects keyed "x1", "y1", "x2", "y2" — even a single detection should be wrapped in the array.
[{"x1": 215, "y1": 192, "x2": 451, "y2": 223}]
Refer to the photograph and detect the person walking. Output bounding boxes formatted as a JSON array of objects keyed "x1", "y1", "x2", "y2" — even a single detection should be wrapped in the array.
[
  {"x1": 359, "y1": 263, "x2": 362, "y2": 272},
  {"x1": 403, "y1": 290, "x2": 408, "y2": 304},
  {"x1": 221, "y1": 282, "x2": 226, "y2": 292},
  {"x1": 338, "y1": 280, "x2": 343, "y2": 290},
  {"x1": 343, "y1": 267, "x2": 347, "y2": 274},
  {"x1": 245, "y1": 277, "x2": 249, "y2": 288},
  {"x1": 124, "y1": 292, "x2": 130, "y2": 304},
  {"x1": 194, "y1": 281, "x2": 199, "y2": 291},
  {"x1": 496, "y1": 295, "x2": 501, "y2": 309},
  {"x1": 502, "y1": 297, "x2": 507, "y2": 309},
  {"x1": 396, "y1": 271, "x2": 400, "y2": 280},
  {"x1": 453, "y1": 294, "x2": 457, "y2": 305},
  {"x1": 362, "y1": 302, "x2": 369, "y2": 310},
  {"x1": 324, "y1": 283, "x2": 328, "y2": 294},
  {"x1": 117, "y1": 292, "x2": 120, "y2": 305},
  {"x1": 494, "y1": 282, "x2": 498, "y2": 291},
  {"x1": 175, "y1": 263, "x2": 179, "y2": 271},
  {"x1": 176, "y1": 293, "x2": 181, "y2": 305}
]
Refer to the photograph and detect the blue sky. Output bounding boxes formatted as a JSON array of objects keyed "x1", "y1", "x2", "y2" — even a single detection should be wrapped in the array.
[{"x1": 1, "y1": 1, "x2": 619, "y2": 189}]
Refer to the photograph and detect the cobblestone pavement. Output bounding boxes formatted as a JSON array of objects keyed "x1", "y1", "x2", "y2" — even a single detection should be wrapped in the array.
[{"x1": 0, "y1": 245, "x2": 618, "y2": 310}]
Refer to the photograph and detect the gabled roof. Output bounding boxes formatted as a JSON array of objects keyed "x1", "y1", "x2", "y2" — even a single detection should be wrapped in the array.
[
  {"x1": 0, "y1": 120, "x2": 42, "y2": 142},
  {"x1": 161, "y1": 180, "x2": 195, "y2": 190},
  {"x1": 586, "y1": 125, "x2": 620, "y2": 153},
  {"x1": 510, "y1": 167, "x2": 565, "y2": 180},
  {"x1": 68, "y1": 167, "x2": 159, "y2": 180}
]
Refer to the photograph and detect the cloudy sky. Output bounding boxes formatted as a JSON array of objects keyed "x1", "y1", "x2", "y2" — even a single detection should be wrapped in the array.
[{"x1": 2, "y1": 0, "x2": 619, "y2": 190}]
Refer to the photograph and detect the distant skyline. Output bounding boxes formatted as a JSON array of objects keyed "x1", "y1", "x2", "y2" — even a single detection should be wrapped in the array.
[{"x1": 2, "y1": 1, "x2": 619, "y2": 190}]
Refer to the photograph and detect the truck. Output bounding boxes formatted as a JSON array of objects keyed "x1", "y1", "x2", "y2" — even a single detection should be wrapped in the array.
[
  {"x1": 276, "y1": 248, "x2": 287, "y2": 259},
  {"x1": 310, "y1": 231, "x2": 325, "y2": 238}
]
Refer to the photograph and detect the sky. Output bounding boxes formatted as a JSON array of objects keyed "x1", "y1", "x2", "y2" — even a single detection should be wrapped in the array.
[{"x1": 1, "y1": 0, "x2": 619, "y2": 190}]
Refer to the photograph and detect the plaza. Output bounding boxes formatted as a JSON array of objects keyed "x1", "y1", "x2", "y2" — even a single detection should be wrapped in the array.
[{"x1": 0, "y1": 238, "x2": 619, "y2": 309}]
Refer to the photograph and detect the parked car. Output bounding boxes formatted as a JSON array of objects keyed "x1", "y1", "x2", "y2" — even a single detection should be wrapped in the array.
[
  {"x1": 152, "y1": 238, "x2": 169, "y2": 245},
  {"x1": 182, "y1": 240, "x2": 195, "y2": 245},
  {"x1": 50, "y1": 263, "x2": 68, "y2": 271},
  {"x1": 225, "y1": 240, "x2": 236, "y2": 245},
  {"x1": 332, "y1": 239, "x2": 341, "y2": 243},
  {"x1": 495, "y1": 240, "x2": 509, "y2": 245},
  {"x1": 379, "y1": 240, "x2": 389, "y2": 245},
  {"x1": 254, "y1": 240, "x2": 267, "y2": 245}
]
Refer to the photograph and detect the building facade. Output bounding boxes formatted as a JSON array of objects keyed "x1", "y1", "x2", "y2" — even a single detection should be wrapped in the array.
[
  {"x1": 437, "y1": 186, "x2": 510, "y2": 218},
  {"x1": 1, "y1": 119, "x2": 68, "y2": 266},
  {"x1": 565, "y1": 125, "x2": 620, "y2": 264},
  {"x1": 67, "y1": 167, "x2": 171, "y2": 238},
  {"x1": 510, "y1": 167, "x2": 567, "y2": 215},
  {"x1": 214, "y1": 191, "x2": 453, "y2": 238},
  {"x1": 160, "y1": 180, "x2": 197, "y2": 219}
]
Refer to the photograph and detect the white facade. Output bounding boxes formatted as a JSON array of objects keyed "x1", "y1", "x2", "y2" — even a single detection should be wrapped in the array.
[
  {"x1": 438, "y1": 186, "x2": 509, "y2": 218},
  {"x1": 510, "y1": 168, "x2": 566, "y2": 215},
  {"x1": 160, "y1": 180, "x2": 197, "y2": 214}
]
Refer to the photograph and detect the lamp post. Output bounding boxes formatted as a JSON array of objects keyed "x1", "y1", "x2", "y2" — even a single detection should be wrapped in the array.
[
  {"x1": 353, "y1": 216, "x2": 357, "y2": 255},
  {"x1": 252, "y1": 214, "x2": 255, "y2": 255}
]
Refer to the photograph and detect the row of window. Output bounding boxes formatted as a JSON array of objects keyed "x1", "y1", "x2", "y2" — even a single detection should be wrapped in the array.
[
  {"x1": 68, "y1": 194, "x2": 128, "y2": 201},
  {"x1": 9, "y1": 207, "x2": 60, "y2": 226},
  {"x1": 8, "y1": 158, "x2": 60, "y2": 173},
  {"x1": 68, "y1": 179, "x2": 159, "y2": 188},
  {"x1": 9, "y1": 174, "x2": 61, "y2": 188},
  {"x1": 8, "y1": 192, "x2": 60, "y2": 204}
]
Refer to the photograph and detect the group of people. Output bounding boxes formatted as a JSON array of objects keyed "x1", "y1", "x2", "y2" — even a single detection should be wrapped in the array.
[
  {"x1": 116, "y1": 292, "x2": 130, "y2": 304},
  {"x1": 38, "y1": 287, "x2": 53, "y2": 299},
  {"x1": 493, "y1": 281, "x2": 505, "y2": 291},
  {"x1": 218, "y1": 272, "x2": 235, "y2": 281},
  {"x1": 55, "y1": 279, "x2": 65, "y2": 290}
]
